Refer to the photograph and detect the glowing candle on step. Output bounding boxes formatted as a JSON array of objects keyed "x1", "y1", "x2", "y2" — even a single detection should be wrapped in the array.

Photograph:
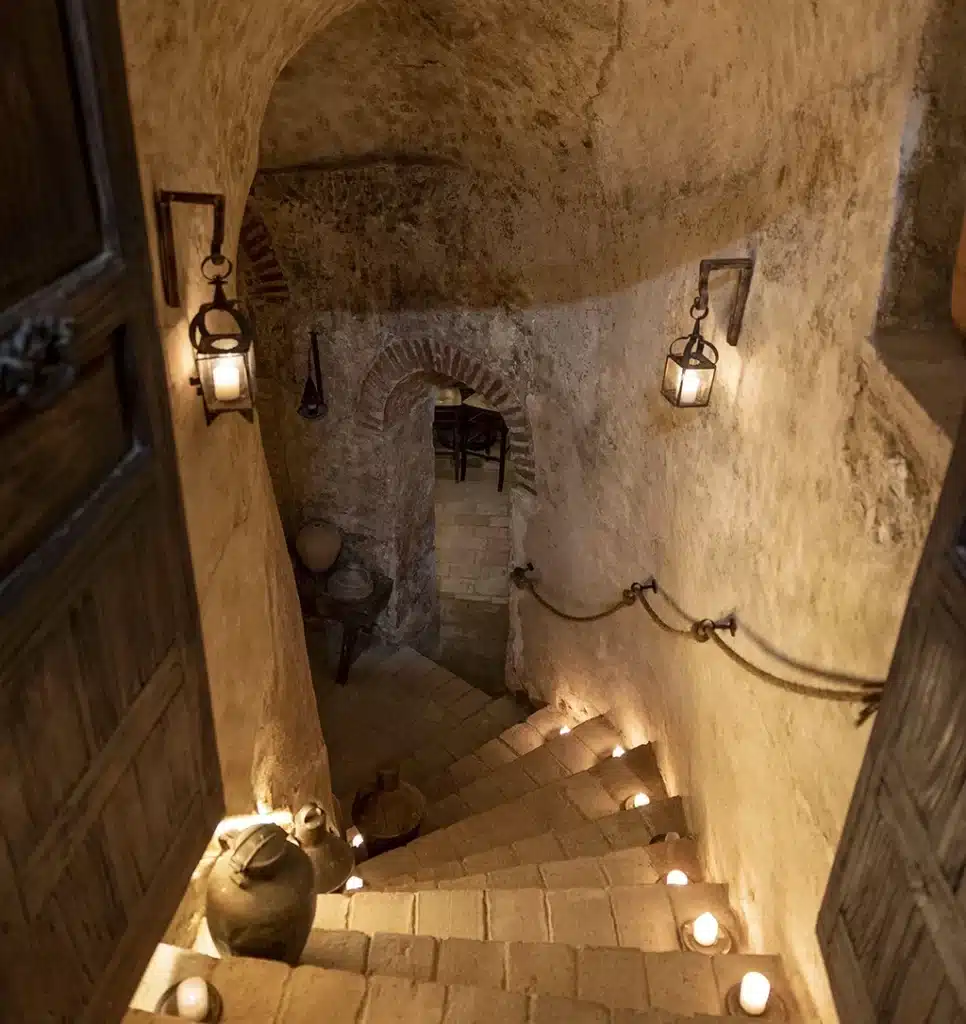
[
  {"x1": 212, "y1": 361, "x2": 241, "y2": 401},
  {"x1": 347, "y1": 826, "x2": 364, "y2": 849},
  {"x1": 739, "y1": 972, "x2": 771, "y2": 1016},
  {"x1": 666, "y1": 870, "x2": 689, "y2": 886},
  {"x1": 692, "y1": 912, "x2": 719, "y2": 947},
  {"x1": 559, "y1": 725, "x2": 571, "y2": 736},
  {"x1": 611, "y1": 745, "x2": 625, "y2": 758},
  {"x1": 632, "y1": 792, "x2": 650, "y2": 808},
  {"x1": 345, "y1": 875, "x2": 364, "y2": 891},
  {"x1": 175, "y1": 977, "x2": 210, "y2": 1022}
]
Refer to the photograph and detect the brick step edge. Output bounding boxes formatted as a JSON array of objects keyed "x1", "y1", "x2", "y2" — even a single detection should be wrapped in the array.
[
  {"x1": 358, "y1": 799, "x2": 692, "y2": 887},
  {"x1": 378, "y1": 840, "x2": 704, "y2": 893},
  {"x1": 131, "y1": 944, "x2": 797, "y2": 1022}
]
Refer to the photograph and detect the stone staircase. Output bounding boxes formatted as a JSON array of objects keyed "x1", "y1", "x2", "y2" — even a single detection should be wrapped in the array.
[{"x1": 130, "y1": 668, "x2": 802, "y2": 1022}]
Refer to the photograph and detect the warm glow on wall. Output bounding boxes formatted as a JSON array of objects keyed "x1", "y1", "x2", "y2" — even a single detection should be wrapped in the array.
[{"x1": 214, "y1": 808, "x2": 293, "y2": 840}]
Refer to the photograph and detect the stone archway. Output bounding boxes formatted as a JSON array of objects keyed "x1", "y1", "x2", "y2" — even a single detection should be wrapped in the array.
[
  {"x1": 238, "y1": 205, "x2": 291, "y2": 304},
  {"x1": 357, "y1": 338, "x2": 537, "y2": 493}
]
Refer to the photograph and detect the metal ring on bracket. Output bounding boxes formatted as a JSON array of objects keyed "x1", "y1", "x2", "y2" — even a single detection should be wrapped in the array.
[
  {"x1": 689, "y1": 299, "x2": 710, "y2": 321},
  {"x1": 201, "y1": 253, "x2": 233, "y2": 282}
]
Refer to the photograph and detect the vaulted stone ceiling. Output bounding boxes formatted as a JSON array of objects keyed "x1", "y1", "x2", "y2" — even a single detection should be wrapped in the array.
[
  {"x1": 258, "y1": 0, "x2": 616, "y2": 179},
  {"x1": 258, "y1": 0, "x2": 913, "y2": 201}
]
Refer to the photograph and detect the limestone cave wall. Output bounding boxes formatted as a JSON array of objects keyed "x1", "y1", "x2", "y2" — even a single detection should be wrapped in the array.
[
  {"x1": 249, "y1": 0, "x2": 961, "y2": 1016},
  {"x1": 112, "y1": 0, "x2": 363, "y2": 817}
]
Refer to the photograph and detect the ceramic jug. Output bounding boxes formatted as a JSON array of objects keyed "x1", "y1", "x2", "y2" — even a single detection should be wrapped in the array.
[{"x1": 205, "y1": 822, "x2": 315, "y2": 965}]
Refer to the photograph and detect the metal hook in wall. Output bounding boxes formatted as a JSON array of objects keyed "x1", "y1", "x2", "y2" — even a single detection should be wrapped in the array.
[{"x1": 298, "y1": 330, "x2": 328, "y2": 420}]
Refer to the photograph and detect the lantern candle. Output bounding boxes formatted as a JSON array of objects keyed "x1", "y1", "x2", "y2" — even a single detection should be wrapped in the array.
[
  {"x1": 678, "y1": 369, "x2": 702, "y2": 405},
  {"x1": 692, "y1": 912, "x2": 719, "y2": 947},
  {"x1": 739, "y1": 972, "x2": 771, "y2": 1016},
  {"x1": 666, "y1": 870, "x2": 689, "y2": 886},
  {"x1": 212, "y1": 361, "x2": 242, "y2": 401}
]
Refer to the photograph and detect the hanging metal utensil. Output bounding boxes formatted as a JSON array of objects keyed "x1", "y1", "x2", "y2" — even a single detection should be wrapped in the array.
[{"x1": 298, "y1": 329, "x2": 327, "y2": 419}]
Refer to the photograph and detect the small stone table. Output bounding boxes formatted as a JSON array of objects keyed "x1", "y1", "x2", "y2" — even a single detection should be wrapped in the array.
[{"x1": 292, "y1": 553, "x2": 393, "y2": 685}]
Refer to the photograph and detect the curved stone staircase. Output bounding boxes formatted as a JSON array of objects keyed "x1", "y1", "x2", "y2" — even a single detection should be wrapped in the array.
[{"x1": 130, "y1": 661, "x2": 802, "y2": 1023}]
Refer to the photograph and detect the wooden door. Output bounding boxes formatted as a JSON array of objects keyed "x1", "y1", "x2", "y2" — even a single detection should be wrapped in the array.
[
  {"x1": 818, "y1": 411, "x2": 966, "y2": 1020},
  {"x1": 0, "y1": 2, "x2": 224, "y2": 1021}
]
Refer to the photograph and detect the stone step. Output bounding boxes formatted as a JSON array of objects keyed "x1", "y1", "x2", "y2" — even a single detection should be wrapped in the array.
[
  {"x1": 365, "y1": 742, "x2": 667, "y2": 877},
  {"x1": 420, "y1": 739, "x2": 663, "y2": 834},
  {"x1": 129, "y1": 946, "x2": 759, "y2": 1022},
  {"x1": 413, "y1": 711, "x2": 622, "y2": 805},
  {"x1": 380, "y1": 841, "x2": 703, "y2": 893},
  {"x1": 301, "y1": 931, "x2": 800, "y2": 1018},
  {"x1": 333, "y1": 675, "x2": 528, "y2": 809},
  {"x1": 358, "y1": 797, "x2": 689, "y2": 888},
  {"x1": 309, "y1": 883, "x2": 740, "y2": 954}
]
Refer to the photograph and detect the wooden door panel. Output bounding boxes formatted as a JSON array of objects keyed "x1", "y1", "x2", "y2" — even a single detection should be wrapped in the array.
[
  {"x1": 0, "y1": 0, "x2": 102, "y2": 307},
  {"x1": 1, "y1": 1, "x2": 224, "y2": 1019},
  {"x1": 820, "y1": 411, "x2": 966, "y2": 1020},
  {"x1": 0, "y1": 344, "x2": 131, "y2": 577}
]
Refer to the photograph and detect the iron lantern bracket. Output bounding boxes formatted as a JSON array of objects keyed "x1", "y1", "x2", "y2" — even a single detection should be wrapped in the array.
[
  {"x1": 155, "y1": 190, "x2": 228, "y2": 308},
  {"x1": 692, "y1": 257, "x2": 754, "y2": 347}
]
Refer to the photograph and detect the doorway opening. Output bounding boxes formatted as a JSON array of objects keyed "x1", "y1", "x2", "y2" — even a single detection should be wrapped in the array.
[{"x1": 432, "y1": 382, "x2": 512, "y2": 695}]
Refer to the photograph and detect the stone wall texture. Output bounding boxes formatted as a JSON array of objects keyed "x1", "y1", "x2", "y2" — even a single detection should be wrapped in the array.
[
  {"x1": 114, "y1": 0, "x2": 358, "y2": 816},
  {"x1": 250, "y1": 0, "x2": 963, "y2": 1018},
  {"x1": 877, "y1": 0, "x2": 966, "y2": 329}
]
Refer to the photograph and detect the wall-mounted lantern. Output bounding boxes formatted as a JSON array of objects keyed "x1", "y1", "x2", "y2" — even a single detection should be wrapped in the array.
[
  {"x1": 662, "y1": 257, "x2": 754, "y2": 409},
  {"x1": 155, "y1": 190, "x2": 256, "y2": 424}
]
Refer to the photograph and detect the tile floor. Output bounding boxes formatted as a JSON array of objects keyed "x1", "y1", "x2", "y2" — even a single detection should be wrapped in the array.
[{"x1": 434, "y1": 455, "x2": 511, "y2": 695}]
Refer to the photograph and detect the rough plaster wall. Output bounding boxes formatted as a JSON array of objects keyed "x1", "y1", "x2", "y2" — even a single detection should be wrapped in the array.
[
  {"x1": 877, "y1": 0, "x2": 966, "y2": 328},
  {"x1": 114, "y1": 0, "x2": 363, "y2": 815},
  {"x1": 253, "y1": 0, "x2": 958, "y2": 1018},
  {"x1": 248, "y1": 165, "x2": 534, "y2": 646}
]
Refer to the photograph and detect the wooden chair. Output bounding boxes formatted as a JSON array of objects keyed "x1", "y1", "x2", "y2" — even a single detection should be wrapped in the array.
[{"x1": 460, "y1": 393, "x2": 509, "y2": 491}]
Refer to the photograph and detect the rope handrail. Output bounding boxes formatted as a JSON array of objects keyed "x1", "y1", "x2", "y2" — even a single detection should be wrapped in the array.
[{"x1": 510, "y1": 564, "x2": 886, "y2": 726}]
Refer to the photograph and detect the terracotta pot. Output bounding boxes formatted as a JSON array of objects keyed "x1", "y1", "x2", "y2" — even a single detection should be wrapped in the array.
[
  {"x1": 205, "y1": 823, "x2": 315, "y2": 965},
  {"x1": 296, "y1": 522, "x2": 342, "y2": 573},
  {"x1": 352, "y1": 768, "x2": 427, "y2": 857},
  {"x1": 953, "y1": 213, "x2": 966, "y2": 334},
  {"x1": 293, "y1": 802, "x2": 355, "y2": 893}
]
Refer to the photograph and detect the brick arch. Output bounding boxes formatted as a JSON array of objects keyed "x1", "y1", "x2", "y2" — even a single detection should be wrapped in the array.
[
  {"x1": 238, "y1": 204, "x2": 290, "y2": 304},
  {"x1": 358, "y1": 340, "x2": 537, "y2": 494}
]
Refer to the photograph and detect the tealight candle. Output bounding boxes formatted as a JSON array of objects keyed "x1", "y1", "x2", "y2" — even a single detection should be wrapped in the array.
[
  {"x1": 612, "y1": 745, "x2": 626, "y2": 758},
  {"x1": 631, "y1": 792, "x2": 650, "y2": 808},
  {"x1": 175, "y1": 977, "x2": 210, "y2": 1022},
  {"x1": 692, "y1": 912, "x2": 719, "y2": 947},
  {"x1": 739, "y1": 971, "x2": 771, "y2": 1016},
  {"x1": 345, "y1": 875, "x2": 364, "y2": 891},
  {"x1": 666, "y1": 869, "x2": 689, "y2": 885},
  {"x1": 559, "y1": 725, "x2": 571, "y2": 736},
  {"x1": 212, "y1": 361, "x2": 241, "y2": 402},
  {"x1": 347, "y1": 826, "x2": 364, "y2": 849}
]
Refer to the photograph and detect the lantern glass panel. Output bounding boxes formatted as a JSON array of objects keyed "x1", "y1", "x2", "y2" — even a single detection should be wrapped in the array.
[
  {"x1": 662, "y1": 351, "x2": 715, "y2": 408},
  {"x1": 196, "y1": 349, "x2": 255, "y2": 414}
]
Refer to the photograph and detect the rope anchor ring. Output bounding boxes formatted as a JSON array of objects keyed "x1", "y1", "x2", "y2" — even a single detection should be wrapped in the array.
[{"x1": 693, "y1": 616, "x2": 737, "y2": 642}]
